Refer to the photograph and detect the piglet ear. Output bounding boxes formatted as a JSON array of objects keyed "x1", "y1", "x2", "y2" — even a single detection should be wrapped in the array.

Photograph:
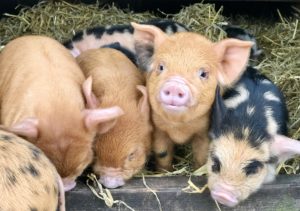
[
  {"x1": 82, "y1": 76, "x2": 100, "y2": 109},
  {"x1": 137, "y1": 85, "x2": 150, "y2": 121},
  {"x1": 9, "y1": 117, "x2": 39, "y2": 140},
  {"x1": 84, "y1": 106, "x2": 124, "y2": 134},
  {"x1": 271, "y1": 134, "x2": 300, "y2": 162},
  {"x1": 131, "y1": 22, "x2": 167, "y2": 71},
  {"x1": 214, "y1": 38, "x2": 253, "y2": 86},
  {"x1": 131, "y1": 22, "x2": 167, "y2": 47},
  {"x1": 210, "y1": 86, "x2": 227, "y2": 137}
]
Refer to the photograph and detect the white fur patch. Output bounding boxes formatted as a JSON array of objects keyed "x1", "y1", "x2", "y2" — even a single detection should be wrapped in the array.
[
  {"x1": 261, "y1": 79, "x2": 272, "y2": 84},
  {"x1": 246, "y1": 106, "x2": 255, "y2": 116},
  {"x1": 265, "y1": 107, "x2": 278, "y2": 135},
  {"x1": 73, "y1": 31, "x2": 135, "y2": 53},
  {"x1": 224, "y1": 84, "x2": 250, "y2": 109},
  {"x1": 263, "y1": 164, "x2": 276, "y2": 184},
  {"x1": 264, "y1": 91, "x2": 280, "y2": 102},
  {"x1": 165, "y1": 26, "x2": 173, "y2": 34},
  {"x1": 175, "y1": 24, "x2": 187, "y2": 32}
]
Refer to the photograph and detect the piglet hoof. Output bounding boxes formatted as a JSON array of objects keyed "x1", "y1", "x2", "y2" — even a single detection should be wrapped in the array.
[{"x1": 62, "y1": 179, "x2": 77, "y2": 192}]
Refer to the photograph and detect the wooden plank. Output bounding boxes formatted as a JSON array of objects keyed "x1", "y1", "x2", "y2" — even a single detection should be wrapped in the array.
[{"x1": 66, "y1": 175, "x2": 300, "y2": 210}]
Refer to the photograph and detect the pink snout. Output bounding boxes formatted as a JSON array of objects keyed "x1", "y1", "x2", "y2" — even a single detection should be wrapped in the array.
[
  {"x1": 210, "y1": 184, "x2": 239, "y2": 207},
  {"x1": 62, "y1": 178, "x2": 77, "y2": 192},
  {"x1": 99, "y1": 176, "x2": 125, "y2": 189},
  {"x1": 159, "y1": 78, "x2": 191, "y2": 108}
]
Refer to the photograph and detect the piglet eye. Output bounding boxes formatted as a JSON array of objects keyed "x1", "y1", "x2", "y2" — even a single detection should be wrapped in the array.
[
  {"x1": 128, "y1": 151, "x2": 137, "y2": 161},
  {"x1": 211, "y1": 156, "x2": 221, "y2": 173},
  {"x1": 243, "y1": 159, "x2": 263, "y2": 176},
  {"x1": 198, "y1": 68, "x2": 208, "y2": 79},
  {"x1": 157, "y1": 63, "x2": 165, "y2": 73}
]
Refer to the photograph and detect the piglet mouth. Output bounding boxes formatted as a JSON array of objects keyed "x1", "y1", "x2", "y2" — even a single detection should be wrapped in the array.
[
  {"x1": 210, "y1": 188, "x2": 239, "y2": 207},
  {"x1": 162, "y1": 104, "x2": 188, "y2": 112}
]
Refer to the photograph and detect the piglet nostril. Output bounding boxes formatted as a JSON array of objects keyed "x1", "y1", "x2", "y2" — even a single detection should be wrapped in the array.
[{"x1": 164, "y1": 90, "x2": 170, "y2": 96}]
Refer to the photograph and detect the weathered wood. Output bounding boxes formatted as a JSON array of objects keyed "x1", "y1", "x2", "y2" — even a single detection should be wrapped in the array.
[{"x1": 66, "y1": 175, "x2": 300, "y2": 210}]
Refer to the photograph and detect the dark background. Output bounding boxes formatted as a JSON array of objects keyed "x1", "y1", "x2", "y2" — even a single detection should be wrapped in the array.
[{"x1": 0, "y1": 0, "x2": 299, "y2": 18}]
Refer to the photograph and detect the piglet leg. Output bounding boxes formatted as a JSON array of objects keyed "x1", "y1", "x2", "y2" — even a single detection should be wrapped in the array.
[
  {"x1": 153, "y1": 129, "x2": 174, "y2": 171},
  {"x1": 192, "y1": 133, "x2": 210, "y2": 169},
  {"x1": 56, "y1": 174, "x2": 66, "y2": 211}
]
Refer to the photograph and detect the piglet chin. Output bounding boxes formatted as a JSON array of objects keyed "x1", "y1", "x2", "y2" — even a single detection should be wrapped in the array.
[
  {"x1": 99, "y1": 176, "x2": 125, "y2": 189},
  {"x1": 62, "y1": 179, "x2": 77, "y2": 192}
]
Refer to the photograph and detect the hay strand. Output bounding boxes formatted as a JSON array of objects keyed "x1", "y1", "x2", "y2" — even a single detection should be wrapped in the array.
[
  {"x1": 142, "y1": 174, "x2": 163, "y2": 211},
  {"x1": 86, "y1": 174, "x2": 135, "y2": 210}
]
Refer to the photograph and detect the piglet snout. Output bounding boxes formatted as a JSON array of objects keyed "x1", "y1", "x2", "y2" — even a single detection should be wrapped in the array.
[
  {"x1": 62, "y1": 178, "x2": 76, "y2": 192},
  {"x1": 159, "y1": 77, "x2": 191, "y2": 110},
  {"x1": 99, "y1": 176, "x2": 125, "y2": 189},
  {"x1": 210, "y1": 184, "x2": 239, "y2": 207}
]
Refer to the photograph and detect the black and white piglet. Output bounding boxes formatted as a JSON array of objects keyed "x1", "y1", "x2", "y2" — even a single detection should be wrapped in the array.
[
  {"x1": 63, "y1": 19, "x2": 188, "y2": 57},
  {"x1": 0, "y1": 130, "x2": 65, "y2": 211},
  {"x1": 207, "y1": 67, "x2": 300, "y2": 207}
]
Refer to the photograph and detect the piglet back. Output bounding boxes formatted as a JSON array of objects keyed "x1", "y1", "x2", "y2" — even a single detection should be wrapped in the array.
[{"x1": 0, "y1": 130, "x2": 65, "y2": 211}]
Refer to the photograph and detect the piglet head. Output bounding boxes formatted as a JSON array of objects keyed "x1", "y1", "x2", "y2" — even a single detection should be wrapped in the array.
[
  {"x1": 132, "y1": 22, "x2": 253, "y2": 122},
  {"x1": 93, "y1": 85, "x2": 152, "y2": 189},
  {"x1": 9, "y1": 77, "x2": 124, "y2": 191},
  {"x1": 207, "y1": 88, "x2": 274, "y2": 207}
]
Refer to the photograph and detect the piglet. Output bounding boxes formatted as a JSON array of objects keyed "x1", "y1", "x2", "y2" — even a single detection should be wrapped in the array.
[
  {"x1": 131, "y1": 22, "x2": 253, "y2": 170},
  {"x1": 207, "y1": 66, "x2": 300, "y2": 207},
  {"x1": 0, "y1": 129, "x2": 65, "y2": 211},
  {"x1": 64, "y1": 19, "x2": 188, "y2": 57},
  {"x1": 76, "y1": 48, "x2": 152, "y2": 189},
  {"x1": 0, "y1": 35, "x2": 124, "y2": 191}
]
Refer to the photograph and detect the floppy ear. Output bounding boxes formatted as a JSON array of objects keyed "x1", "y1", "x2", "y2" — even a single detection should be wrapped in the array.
[
  {"x1": 136, "y1": 85, "x2": 150, "y2": 121},
  {"x1": 131, "y1": 22, "x2": 167, "y2": 47},
  {"x1": 270, "y1": 134, "x2": 300, "y2": 162},
  {"x1": 8, "y1": 117, "x2": 39, "y2": 140},
  {"x1": 210, "y1": 86, "x2": 227, "y2": 138},
  {"x1": 82, "y1": 76, "x2": 100, "y2": 109},
  {"x1": 214, "y1": 38, "x2": 253, "y2": 86},
  {"x1": 131, "y1": 22, "x2": 168, "y2": 71},
  {"x1": 83, "y1": 106, "x2": 124, "y2": 134}
]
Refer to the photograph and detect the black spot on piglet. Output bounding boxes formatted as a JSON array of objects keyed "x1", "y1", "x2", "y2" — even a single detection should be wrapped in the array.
[
  {"x1": 20, "y1": 163, "x2": 40, "y2": 177},
  {"x1": 28, "y1": 163, "x2": 40, "y2": 177},
  {"x1": 5, "y1": 167, "x2": 17, "y2": 186},
  {"x1": 0, "y1": 145, "x2": 7, "y2": 151},
  {"x1": 0, "y1": 134, "x2": 12, "y2": 141},
  {"x1": 28, "y1": 145, "x2": 41, "y2": 160},
  {"x1": 243, "y1": 159, "x2": 263, "y2": 176},
  {"x1": 211, "y1": 155, "x2": 221, "y2": 173},
  {"x1": 30, "y1": 207, "x2": 38, "y2": 211}
]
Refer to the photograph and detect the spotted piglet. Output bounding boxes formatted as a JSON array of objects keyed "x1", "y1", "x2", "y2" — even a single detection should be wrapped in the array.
[
  {"x1": 64, "y1": 19, "x2": 188, "y2": 58},
  {"x1": 76, "y1": 48, "x2": 152, "y2": 188},
  {"x1": 0, "y1": 36, "x2": 123, "y2": 191},
  {"x1": 207, "y1": 67, "x2": 300, "y2": 207},
  {"x1": 131, "y1": 22, "x2": 253, "y2": 170},
  {"x1": 0, "y1": 130, "x2": 65, "y2": 211}
]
